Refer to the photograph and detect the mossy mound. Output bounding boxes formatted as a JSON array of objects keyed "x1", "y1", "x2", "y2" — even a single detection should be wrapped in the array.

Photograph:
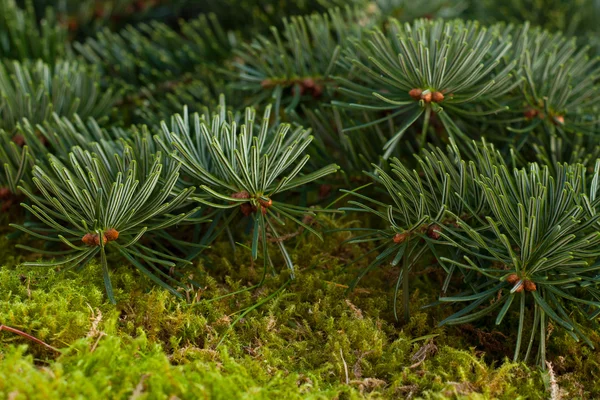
[{"x1": 0, "y1": 216, "x2": 598, "y2": 399}]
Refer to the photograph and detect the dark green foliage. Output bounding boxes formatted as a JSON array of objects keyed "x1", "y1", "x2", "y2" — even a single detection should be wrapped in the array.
[
  {"x1": 0, "y1": 0, "x2": 68, "y2": 62},
  {"x1": 476, "y1": 0, "x2": 600, "y2": 37},
  {"x1": 346, "y1": 139, "x2": 600, "y2": 364},
  {"x1": 232, "y1": 7, "x2": 370, "y2": 117},
  {"x1": 341, "y1": 140, "x2": 499, "y2": 320},
  {"x1": 0, "y1": 129, "x2": 32, "y2": 196},
  {"x1": 336, "y1": 18, "x2": 519, "y2": 157},
  {"x1": 0, "y1": 60, "x2": 120, "y2": 132},
  {"x1": 511, "y1": 25, "x2": 600, "y2": 139},
  {"x1": 74, "y1": 14, "x2": 235, "y2": 91},
  {"x1": 157, "y1": 98, "x2": 339, "y2": 273},
  {"x1": 11, "y1": 141, "x2": 200, "y2": 303},
  {"x1": 371, "y1": 0, "x2": 469, "y2": 22}
]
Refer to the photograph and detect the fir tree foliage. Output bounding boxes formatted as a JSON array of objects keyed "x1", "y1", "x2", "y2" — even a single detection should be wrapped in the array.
[
  {"x1": 439, "y1": 160, "x2": 600, "y2": 365},
  {"x1": 74, "y1": 14, "x2": 236, "y2": 91},
  {"x1": 11, "y1": 141, "x2": 201, "y2": 304},
  {"x1": 336, "y1": 18, "x2": 519, "y2": 157},
  {"x1": 0, "y1": 0, "x2": 68, "y2": 62},
  {"x1": 0, "y1": 128, "x2": 32, "y2": 198},
  {"x1": 0, "y1": 60, "x2": 120, "y2": 132},
  {"x1": 512, "y1": 24, "x2": 600, "y2": 136},
  {"x1": 157, "y1": 97, "x2": 340, "y2": 273},
  {"x1": 232, "y1": 7, "x2": 370, "y2": 116}
]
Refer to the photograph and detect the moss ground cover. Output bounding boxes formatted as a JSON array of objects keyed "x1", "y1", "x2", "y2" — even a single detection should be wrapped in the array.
[{"x1": 1, "y1": 214, "x2": 598, "y2": 399}]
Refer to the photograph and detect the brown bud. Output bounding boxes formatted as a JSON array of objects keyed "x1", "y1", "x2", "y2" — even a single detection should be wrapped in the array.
[
  {"x1": 427, "y1": 224, "x2": 442, "y2": 240},
  {"x1": 12, "y1": 134, "x2": 25, "y2": 147},
  {"x1": 240, "y1": 203, "x2": 256, "y2": 216},
  {"x1": 524, "y1": 280, "x2": 537, "y2": 292},
  {"x1": 94, "y1": 5, "x2": 106, "y2": 17},
  {"x1": 421, "y1": 92, "x2": 432, "y2": 103},
  {"x1": 231, "y1": 191, "x2": 251, "y2": 200},
  {"x1": 432, "y1": 91, "x2": 444, "y2": 103},
  {"x1": 67, "y1": 17, "x2": 78, "y2": 32},
  {"x1": 506, "y1": 274, "x2": 519, "y2": 284},
  {"x1": 409, "y1": 88, "x2": 423, "y2": 100},
  {"x1": 393, "y1": 232, "x2": 409, "y2": 244},
  {"x1": 524, "y1": 109, "x2": 538, "y2": 120},
  {"x1": 514, "y1": 283, "x2": 524, "y2": 293},
  {"x1": 553, "y1": 115, "x2": 564, "y2": 125},
  {"x1": 311, "y1": 85, "x2": 323, "y2": 99},
  {"x1": 82, "y1": 233, "x2": 96, "y2": 246},
  {"x1": 258, "y1": 198, "x2": 272, "y2": 208},
  {"x1": 302, "y1": 78, "x2": 315, "y2": 89},
  {"x1": 104, "y1": 228, "x2": 119, "y2": 242},
  {"x1": 319, "y1": 184, "x2": 332, "y2": 198},
  {"x1": 1, "y1": 199, "x2": 13, "y2": 212},
  {"x1": 94, "y1": 234, "x2": 107, "y2": 246},
  {"x1": 260, "y1": 206, "x2": 268, "y2": 215},
  {"x1": 261, "y1": 79, "x2": 274, "y2": 89},
  {"x1": 0, "y1": 187, "x2": 11, "y2": 200}
]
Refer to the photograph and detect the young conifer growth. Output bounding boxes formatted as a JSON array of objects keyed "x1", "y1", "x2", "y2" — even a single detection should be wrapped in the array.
[
  {"x1": 0, "y1": 128, "x2": 32, "y2": 210},
  {"x1": 336, "y1": 18, "x2": 519, "y2": 157},
  {"x1": 232, "y1": 7, "x2": 370, "y2": 117},
  {"x1": 0, "y1": 60, "x2": 120, "y2": 132},
  {"x1": 439, "y1": 161, "x2": 600, "y2": 365},
  {"x1": 11, "y1": 143, "x2": 200, "y2": 304},
  {"x1": 0, "y1": 0, "x2": 68, "y2": 62},
  {"x1": 157, "y1": 97, "x2": 340, "y2": 275},
  {"x1": 510, "y1": 26, "x2": 600, "y2": 141},
  {"x1": 340, "y1": 140, "x2": 502, "y2": 320}
]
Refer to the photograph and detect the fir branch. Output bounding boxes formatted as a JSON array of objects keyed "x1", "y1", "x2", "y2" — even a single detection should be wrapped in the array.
[
  {"x1": 0, "y1": 0, "x2": 69, "y2": 62},
  {"x1": 156, "y1": 96, "x2": 340, "y2": 275},
  {"x1": 231, "y1": 7, "x2": 371, "y2": 117},
  {"x1": 0, "y1": 60, "x2": 120, "y2": 132},
  {"x1": 335, "y1": 18, "x2": 520, "y2": 157},
  {"x1": 11, "y1": 142, "x2": 200, "y2": 303}
]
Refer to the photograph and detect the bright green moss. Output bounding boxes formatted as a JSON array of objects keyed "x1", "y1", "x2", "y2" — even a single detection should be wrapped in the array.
[{"x1": 0, "y1": 215, "x2": 598, "y2": 398}]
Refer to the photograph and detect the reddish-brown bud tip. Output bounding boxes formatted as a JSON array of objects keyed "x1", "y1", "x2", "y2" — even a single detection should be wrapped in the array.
[
  {"x1": 258, "y1": 198, "x2": 272, "y2": 208},
  {"x1": 554, "y1": 115, "x2": 564, "y2": 125},
  {"x1": 311, "y1": 85, "x2": 323, "y2": 99},
  {"x1": 94, "y1": 234, "x2": 107, "y2": 246},
  {"x1": 409, "y1": 88, "x2": 422, "y2": 100},
  {"x1": 432, "y1": 91, "x2": 444, "y2": 103},
  {"x1": 231, "y1": 191, "x2": 251, "y2": 200},
  {"x1": 12, "y1": 135, "x2": 25, "y2": 147},
  {"x1": 261, "y1": 79, "x2": 274, "y2": 89},
  {"x1": 302, "y1": 78, "x2": 315, "y2": 89},
  {"x1": 506, "y1": 274, "x2": 519, "y2": 284},
  {"x1": 393, "y1": 232, "x2": 408, "y2": 244},
  {"x1": 240, "y1": 203, "x2": 256, "y2": 216},
  {"x1": 104, "y1": 228, "x2": 119, "y2": 242},
  {"x1": 524, "y1": 280, "x2": 537, "y2": 292},
  {"x1": 0, "y1": 187, "x2": 11, "y2": 200},
  {"x1": 421, "y1": 92, "x2": 432, "y2": 103},
  {"x1": 319, "y1": 184, "x2": 332, "y2": 198},
  {"x1": 427, "y1": 224, "x2": 442, "y2": 240},
  {"x1": 524, "y1": 109, "x2": 538, "y2": 120},
  {"x1": 82, "y1": 233, "x2": 96, "y2": 246},
  {"x1": 514, "y1": 284, "x2": 524, "y2": 293}
]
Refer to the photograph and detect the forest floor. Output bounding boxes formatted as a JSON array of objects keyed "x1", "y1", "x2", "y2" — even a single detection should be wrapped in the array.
[{"x1": 0, "y1": 213, "x2": 598, "y2": 399}]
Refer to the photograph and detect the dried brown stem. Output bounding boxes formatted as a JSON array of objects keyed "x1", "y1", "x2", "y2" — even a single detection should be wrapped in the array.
[{"x1": 0, "y1": 325, "x2": 61, "y2": 353}]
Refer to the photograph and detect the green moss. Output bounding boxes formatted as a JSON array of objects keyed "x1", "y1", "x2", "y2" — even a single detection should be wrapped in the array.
[{"x1": 1, "y1": 216, "x2": 598, "y2": 399}]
